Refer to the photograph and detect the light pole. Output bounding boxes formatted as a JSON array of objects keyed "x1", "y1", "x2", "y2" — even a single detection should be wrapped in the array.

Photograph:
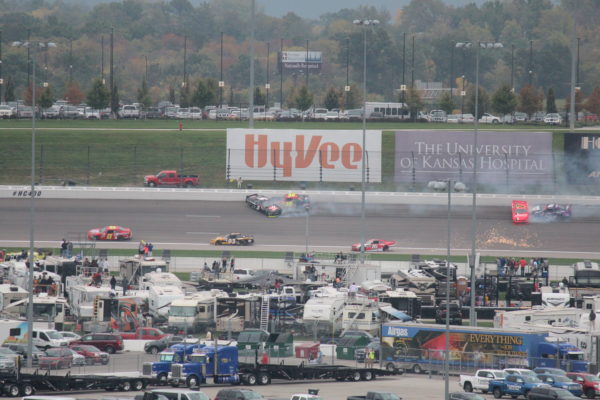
[
  {"x1": 12, "y1": 39, "x2": 56, "y2": 368},
  {"x1": 353, "y1": 18, "x2": 379, "y2": 260},
  {"x1": 455, "y1": 41, "x2": 503, "y2": 326},
  {"x1": 304, "y1": 205, "x2": 310, "y2": 255},
  {"x1": 444, "y1": 179, "x2": 453, "y2": 400}
]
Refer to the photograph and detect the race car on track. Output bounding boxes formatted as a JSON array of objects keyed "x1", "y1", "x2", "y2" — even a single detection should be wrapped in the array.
[
  {"x1": 282, "y1": 192, "x2": 311, "y2": 209},
  {"x1": 351, "y1": 238, "x2": 396, "y2": 252},
  {"x1": 210, "y1": 233, "x2": 255, "y2": 246},
  {"x1": 87, "y1": 225, "x2": 132, "y2": 241},
  {"x1": 511, "y1": 200, "x2": 529, "y2": 224},
  {"x1": 245, "y1": 193, "x2": 282, "y2": 217},
  {"x1": 530, "y1": 204, "x2": 572, "y2": 221}
]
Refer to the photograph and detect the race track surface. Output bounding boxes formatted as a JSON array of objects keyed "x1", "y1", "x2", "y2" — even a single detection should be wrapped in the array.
[{"x1": 1, "y1": 198, "x2": 599, "y2": 257}]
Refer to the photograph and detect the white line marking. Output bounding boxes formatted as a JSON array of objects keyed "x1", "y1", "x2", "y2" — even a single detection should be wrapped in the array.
[
  {"x1": 185, "y1": 215, "x2": 221, "y2": 218},
  {"x1": 186, "y1": 232, "x2": 220, "y2": 235}
]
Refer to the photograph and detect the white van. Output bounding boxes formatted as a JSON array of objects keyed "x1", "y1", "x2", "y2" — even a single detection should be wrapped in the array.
[{"x1": 32, "y1": 329, "x2": 68, "y2": 349}]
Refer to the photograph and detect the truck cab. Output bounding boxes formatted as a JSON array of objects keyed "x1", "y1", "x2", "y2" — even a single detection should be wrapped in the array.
[
  {"x1": 488, "y1": 374, "x2": 547, "y2": 398},
  {"x1": 143, "y1": 343, "x2": 205, "y2": 383},
  {"x1": 171, "y1": 346, "x2": 240, "y2": 388}
]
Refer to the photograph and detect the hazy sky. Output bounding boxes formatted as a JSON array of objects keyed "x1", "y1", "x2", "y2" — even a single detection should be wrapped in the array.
[{"x1": 257, "y1": 0, "x2": 485, "y2": 19}]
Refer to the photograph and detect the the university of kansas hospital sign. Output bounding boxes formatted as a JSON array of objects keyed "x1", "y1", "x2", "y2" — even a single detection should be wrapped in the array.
[{"x1": 394, "y1": 130, "x2": 554, "y2": 185}]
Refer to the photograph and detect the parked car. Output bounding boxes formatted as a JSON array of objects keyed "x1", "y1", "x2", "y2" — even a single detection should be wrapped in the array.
[
  {"x1": 1, "y1": 343, "x2": 44, "y2": 365},
  {"x1": 144, "y1": 335, "x2": 185, "y2": 355},
  {"x1": 514, "y1": 112, "x2": 528, "y2": 122},
  {"x1": 0, "y1": 356, "x2": 16, "y2": 374},
  {"x1": 66, "y1": 348, "x2": 87, "y2": 366},
  {"x1": 70, "y1": 333, "x2": 123, "y2": 354},
  {"x1": 144, "y1": 107, "x2": 163, "y2": 119},
  {"x1": 533, "y1": 367, "x2": 567, "y2": 376},
  {"x1": 18, "y1": 106, "x2": 34, "y2": 118},
  {"x1": 0, "y1": 347, "x2": 21, "y2": 364},
  {"x1": 449, "y1": 393, "x2": 485, "y2": 400},
  {"x1": 0, "y1": 105, "x2": 15, "y2": 118},
  {"x1": 544, "y1": 113, "x2": 562, "y2": 125},
  {"x1": 527, "y1": 387, "x2": 580, "y2": 400},
  {"x1": 346, "y1": 109, "x2": 363, "y2": 121},
  {"x1": 60, "y1": 105, "x2": 79, "y2": 119},
  {"x1": 69, "y1": 344, "x2": 109, "y2": 365},
  {"x1": 214, "y1": 388, "x2": 265, "y2": 400},
  {"x1": 478, "y1": 113, "x2": 500, "y2": 123},
  {"x1": 42, "y1": 106, "x2": 61, "y2": 119},
  {"x1": 58, "y1": 331, "x2": 81, "y2": 343},
  {"x1": 39, "y1": 347, "x2": 73, "y2": 369},
  {"x1": 429, "y1": 110, "x2": 447, "y2": 122},
  {"x1": 311, "y1": 108, "x2": 328, "y2": 120},
  {"x1": 119, "y1": 104, "x2": 140, "y2": 119}
]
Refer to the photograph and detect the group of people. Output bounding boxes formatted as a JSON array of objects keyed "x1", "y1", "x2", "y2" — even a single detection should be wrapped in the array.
[
  {"x1": 496, "y1": 257, "x2": 549, "y2": 278},
  {"x1": 33, "y1": 272, "x2": 58, "y2": 295},
  {"x1": 138, "y1": 241, "x2": 154, "y2": 257},
  {"x1": 203, "y1": 256, "x2": 236, "y2": 278}
]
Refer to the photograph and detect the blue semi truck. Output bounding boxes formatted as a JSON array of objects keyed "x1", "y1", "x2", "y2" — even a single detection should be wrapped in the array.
[
  {"x1": 142, "y1": 343, "x2": 205, "y2": 383},
  {"x1": 169, "y1": 345, "x2": 397, "y2": 388},
  {"x1": 380, "y1": 323, "x2": 589, "y2": 373}
]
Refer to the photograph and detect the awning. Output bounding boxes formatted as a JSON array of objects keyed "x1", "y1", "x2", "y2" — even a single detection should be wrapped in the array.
[{"x1": 379, "y1": 305, "x2": 412, "y2": 321}]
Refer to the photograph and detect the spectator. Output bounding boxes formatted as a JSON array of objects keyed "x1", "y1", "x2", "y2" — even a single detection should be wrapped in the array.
[
  {"x1": 110, "y1": 275, "x2": 117, "y2": 290},
  {"x1": 230, "y1": 257, "x2": 235, "y2": 272},
  {"x1": 147, "y1": 242, "x2": 154, "y2": 257},
  {"x1": 349, "y1": 282, "x2": 359, "y2": 297},
  {"x1": 61, "y1": 239, "x2": 68, "y2": 257},
  {"x1": 260, "y1": 352, "x2": 269, "y2": 365},
  {"x1": 237, "y1": 177, "x2": 243, "y2": 189},
  {"x1": 66, "y1": 241, "x2": 73, "y2": 257},
  {"x1": 138, "y1": 241, "x2": 145, "y2": 255}
]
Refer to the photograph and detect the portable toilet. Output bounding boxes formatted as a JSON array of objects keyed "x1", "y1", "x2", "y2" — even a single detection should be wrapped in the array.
[
  {"x1": 266, "y1": 332, "x2": 293, "y2": 357},
  {"x1": 336, "y1": 336, "x2": 369, "y2": 360}
]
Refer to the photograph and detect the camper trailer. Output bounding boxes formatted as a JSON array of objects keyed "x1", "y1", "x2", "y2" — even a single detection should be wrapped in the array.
[
  {"x1": 0, "y1": 284, "x2": 28, "y2": 312},
  {"x1": 341, "y1": 296, "x2": 380, "y2": 335},
  {"x1": 168, "y1": 290, "x2": 228, "y2": 332},
  {"x1": 216, "y1": 295, "x2": 261, "y2": 332},
  {"x1": 378, "y1": 288, "x2": 422, "y2": 319},
  {"x1": 149, "y1": 285, "x2": 185, "y2": 321},
  {"x1": 302, "y1": 296, "x2": 345, "y2": 335},
  {"x1": 141, "y1": 272, "x2": 182, "y2": 291}
]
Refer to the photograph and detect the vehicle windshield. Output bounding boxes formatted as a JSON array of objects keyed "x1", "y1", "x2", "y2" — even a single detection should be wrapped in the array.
[
  {"x1": 552, "y1": 376, "x2": 571, "y2": 383},
  {"x1": 586, "y1": 375, "x2": 600, "y2": 382},
  {"x1": 169, "y1": 306, "x2": 196, "y2": 317},
  {"x1": 186, "y1": 393, "x2": 210, "y2": 400},
  {"x1": 523, "y1": 376, "x2": 542, "y2": 383},
  {"x1": 552, "y1": 389, "x2": 574, "y2": 397},
  {"x1": 515, "y1": 209, "x2": 527, "y2": 214},
  {"x1": 377, "y1": 394, "x2": 400, "y2": 400},
  {"x1": 567, "y1": 352, "x2": 584, "y2": 361},
  {"x1": 46, "y1": 331, "x2": 63, "y2": 340},
  {"x1": 189, "y1": 354, "x2": 207, "y2": 364},
  {"x1": 81, "y1": 345, "x2": 100, "y2": 352},
  {"x1": 243, "y1": 392, "x2": 264, "y2": 400},
  {"x1": 159, "y1": 353, "x2": 174, "y2": 362}
]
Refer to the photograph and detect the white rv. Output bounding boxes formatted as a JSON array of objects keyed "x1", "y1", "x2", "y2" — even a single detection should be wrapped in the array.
[
  {"x1": 341, "y1": 296, "x2": 380, "y2": 335},
  {"x1": 168, "y1": 290, "x2": 228, "y2": 332},
  {"x1": 0, "y1": 284, "x2": 28, "y2": 311},
  {"x1": 302, "y1": 296, "x2": 345, "y2": 334},
  {"x1": 149, "y1": 285, "x2": 185, "y2": 320},
  {"x1": 68, "y1": 284, "x2": 114, "y2": 319},
  {"x1": 141, "y1": 272, "x2": 182, "y2": 290}
]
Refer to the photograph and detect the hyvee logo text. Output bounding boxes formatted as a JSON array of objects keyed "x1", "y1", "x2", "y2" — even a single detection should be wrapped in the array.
[
  {"x1": 244, "y1": 134, "x2": 362, "y2": 177},
  {"x1": 581, "y1": 136, "x2": 600, "y2": 150}
]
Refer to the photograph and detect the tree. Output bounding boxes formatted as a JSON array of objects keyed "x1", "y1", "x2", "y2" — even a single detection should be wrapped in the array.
[
  {"x1": 295, "y1": 86, "x2": 313, "y2": 112},
  {"x1": 405, "y1": 87, "x2": 423, "y2": 122},
  {"x1": 64, "y1": 82, "x2": 84, "y2": 105},
  {"x1": 191, "y1": 79, "x2": 217, "y2": 108},
  {"x1": 86, "y1": 78, "x2": 110, "y2": 110},
  {"x1": 137, "y1": 79, "x2": 152, "y2": 108},
  {"x1": 465, "y1": 86, "x2": 490, "y2": 119},
  {"x1": 253, "y1": 87, "x2": 265, "y2": 106},
  {"x1": 518, "y1": 85, "x2": 543, "y2": 117},
  {"x1": 344, "y1": 84, "x2": 361, "y2": 110},
  {"x1": 585, "y1": 86, "x2": 600, "y2": 115},
  {"x1": 23, "y1": 85, "x2": 43, "y2": 106},
  {"x1": 111, "y1": 84, "x2": 120, "y2": 114},
  {"x1": 438, "y1": 92, "x2": 454, "y2": 114},
  {"x1": 546, "y1": 88, "x2": 557, "y2": 113},
  {"x1": 491, "y1": 84, "x2": 517, "y2": 116},
  {"x1": 323, "y1": 87, "x2": 340, "y2": 111},
  {"x1": 39, "y1": 86, "x2": 55, "y2": 109},
  {"x1": 4, "y1": 78, "x2": 15, "y2": 102}
]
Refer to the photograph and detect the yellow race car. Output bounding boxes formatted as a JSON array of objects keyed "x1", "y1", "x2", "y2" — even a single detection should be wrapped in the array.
[{"x1": 210, "y1": 233, "x2": 255, "y2": 246}]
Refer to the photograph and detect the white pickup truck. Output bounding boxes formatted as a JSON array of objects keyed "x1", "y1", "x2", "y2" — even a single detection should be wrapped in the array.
[{"x1": 459, "y1": 369, "x2": 507, "y2": 393}]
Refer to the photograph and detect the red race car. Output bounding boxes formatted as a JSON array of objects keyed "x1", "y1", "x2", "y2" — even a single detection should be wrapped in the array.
[
  {"x1": 87, "y1": 225, "x2": 132, "y2": 241},
  {"x1": 511, "y1": 200, "x2": 529, "y2": 224},
  {"x1": 351, "y1": 239, "x2": 396, "y2": 252}
]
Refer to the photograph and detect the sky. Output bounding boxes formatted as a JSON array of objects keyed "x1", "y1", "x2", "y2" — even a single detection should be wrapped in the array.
[{"x1": 256, "y1": 0, "x2": 487, "y2": 19}]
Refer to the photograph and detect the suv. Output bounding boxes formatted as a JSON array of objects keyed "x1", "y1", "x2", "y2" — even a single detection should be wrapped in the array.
[
  {"x1": 214, "y1": 389, "x2": 265, "y2": 400},
  {"x1": 144, "y1": 335, "x2": 185, "y2": 355},
  {"x1": 149, "y1": 389, "x2": 209, "y2": 400},
  {"x1": 70, "y1": 333, "x2": 123, "y2": 354},
  {"x1": 2, "y1": 343, "x2": 44, "y2": 365},
  {"x1": 527, "y1": 387, "x2": 580, "y2": 400}
]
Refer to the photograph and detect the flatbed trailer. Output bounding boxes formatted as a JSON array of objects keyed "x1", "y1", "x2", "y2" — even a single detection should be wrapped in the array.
[
  {"x1": 0, "y1": 371, "x2": 158, "y2": 397},
  {"x1": 237, "y1": 362, "x2": 395, "y2": 384}
]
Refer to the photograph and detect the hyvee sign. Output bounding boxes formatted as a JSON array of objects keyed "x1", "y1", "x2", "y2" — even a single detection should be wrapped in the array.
[
  {"x1": 394, "y1": 131, "x2": 554, "y2": 184},
  {"x1": 227, "y1": 129, "x2": 382, "y2": 182}
]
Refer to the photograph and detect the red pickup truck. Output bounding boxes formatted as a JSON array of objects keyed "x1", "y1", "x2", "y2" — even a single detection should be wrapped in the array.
[
  {"x1": 119, "y1": 327, "x2": 168, "y2": 340},
  {"x1": 144, "y1": 170, "x2": 199, "y2": 187}
]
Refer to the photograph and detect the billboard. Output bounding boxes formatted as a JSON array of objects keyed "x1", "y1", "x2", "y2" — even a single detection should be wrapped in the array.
[
  {"x1": 226, "y1": 129, "x2": 381, "y2": 182},
  {"x1": 279, "y1": 51, "x2": 322, "y2": 71},
  {"x1": 394, "y1": 130, "x2": 554, "y2": 184},
  {"x1": 564, "y1": 133, "x2": 600, "y2": 184}
]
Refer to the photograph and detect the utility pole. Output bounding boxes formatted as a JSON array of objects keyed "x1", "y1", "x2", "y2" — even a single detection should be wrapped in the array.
[
  {"x1": 101, "y1": 35, "x2": 105, "y2": 84},
  {"x1": 528, "y1": 40, "x2": 533, "y2": 86},
  {"x1": 69, "y1": 39, "x2": 73, "y2": 82},
  {"x1": 266, "y1": 42, "x2": 270, "y2": 111},
  {"x1": 279, "y1": 38, "x2": 283, "y2": 108},
  {"x1": 220, "y1": 31, "x2": 224, "y2": 108},
  {"x1": 27, "y1": 29, "x2": 31, "y2": 87},
  {"x1": 0, "y1": 30, "x2": 3, "y2": 103},
  {"x1": 305, "y1": 40, "x2": 309, "y2": 88},
  {"x1": 110, "y1": 27, "x2": 114, "y2": 114}
]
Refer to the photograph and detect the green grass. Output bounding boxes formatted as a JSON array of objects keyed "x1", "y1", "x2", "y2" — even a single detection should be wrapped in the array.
[{"x1": 0, "y1": 119, "x2": 588, "y2": 192}]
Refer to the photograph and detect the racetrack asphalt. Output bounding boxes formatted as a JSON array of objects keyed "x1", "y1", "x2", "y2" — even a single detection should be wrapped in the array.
[{"x1": 1, "y1": 198, "x2": 600, "y2": 257}]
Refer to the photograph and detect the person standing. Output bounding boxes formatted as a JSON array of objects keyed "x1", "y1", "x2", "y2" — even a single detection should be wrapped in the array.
[
  {"x1": 147, "y1": 242, "x2": 154, "y2": 257},
  {"x1": 229, "y1": 257, "x2": 235, "y2": 272},
  {"x1": 61, "y1": 239, "x2": 68, "y2": 257},
  {"x1": 138, "y1": 241, "x2": 145, "y2": 255},
  {"x1": 221, "y1": 257, "x2": 227, "y2": 272},
  {"x1": 110, "y1": 275, "x2": 117, "y2": 290}
]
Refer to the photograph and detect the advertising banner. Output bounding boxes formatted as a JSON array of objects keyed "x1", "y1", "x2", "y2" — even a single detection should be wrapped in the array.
[
  {"x1": 394, "y1": 131, "x2": 554, "y2": 184},
  {"x1": 564, "y1": 133, "x2": 600, "y2": 184},
  {"x1": 279, "y1": 51, "x2": 322, "y2": 70},
  {"x1": 226, "y1": 129, "x2": 381, "y2": 182}
]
